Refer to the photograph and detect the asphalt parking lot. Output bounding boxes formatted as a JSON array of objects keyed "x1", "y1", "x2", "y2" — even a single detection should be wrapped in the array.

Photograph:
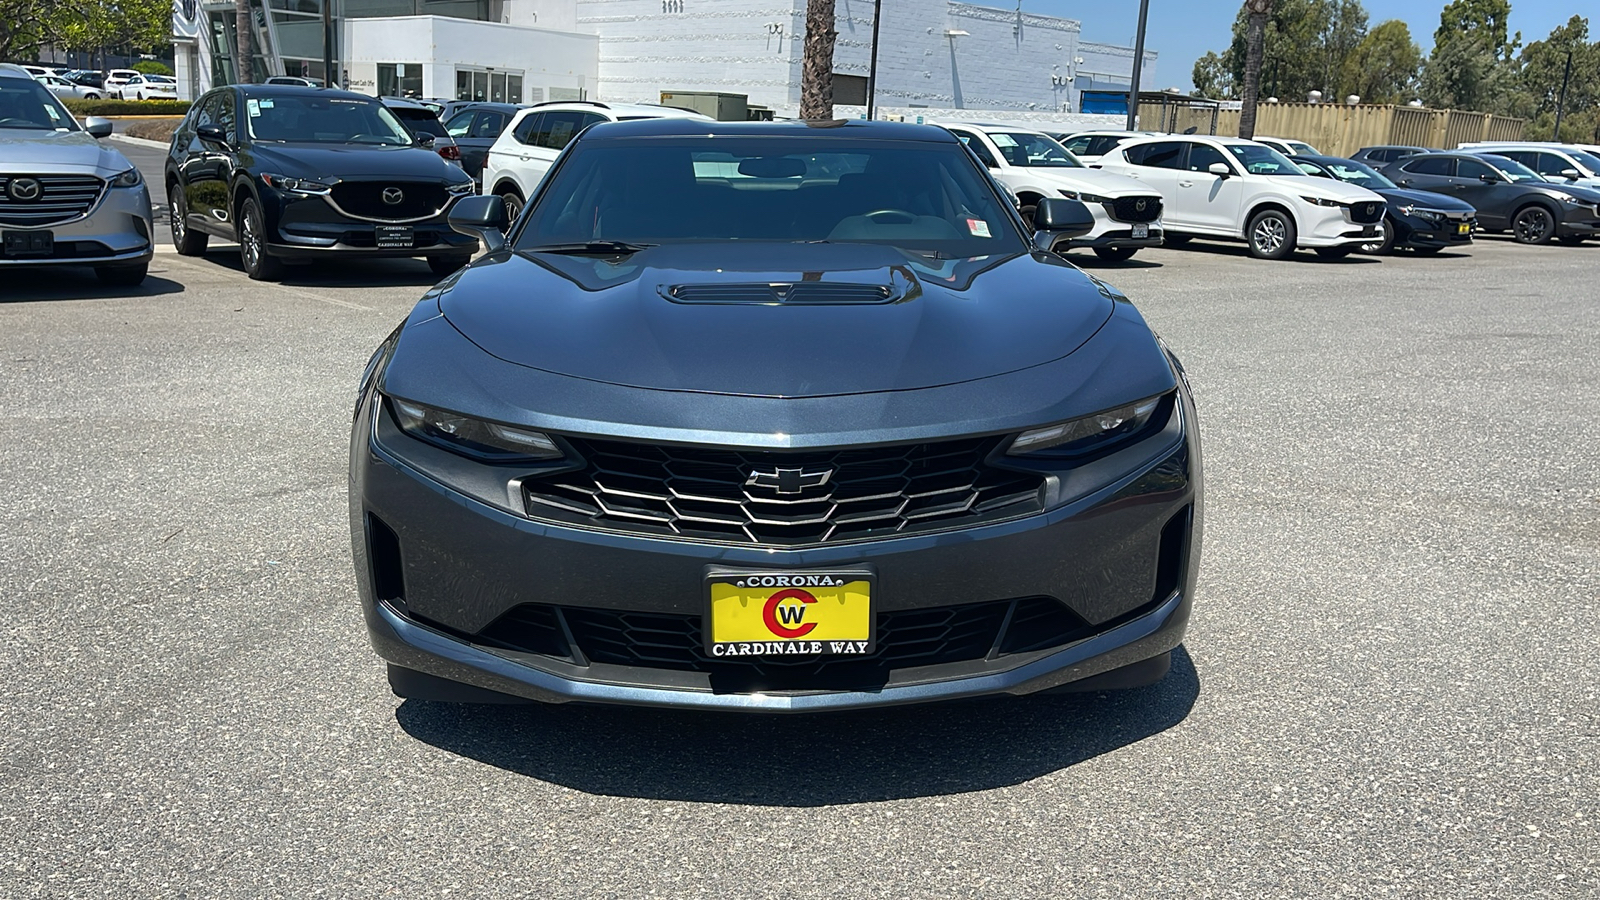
[{"x1": 3, "y1": 227, "x2": 1598, "y2": 896}]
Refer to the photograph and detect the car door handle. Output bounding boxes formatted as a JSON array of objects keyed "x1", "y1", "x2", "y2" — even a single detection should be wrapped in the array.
[{"x1": 1178, "y1": 180, "x2": 1194, "y2": 188}]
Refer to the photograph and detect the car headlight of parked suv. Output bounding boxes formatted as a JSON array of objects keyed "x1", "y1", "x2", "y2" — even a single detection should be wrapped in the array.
[
  {"x1": 388, "y1": 397, "x2": 563, "y2": 461},
  {"x1": 260, "y1": 173, "x2": 332, "y2": 195},
  {"x1": 1059, "y1": 189, "x2": 1110, "y2": 203},
  {"x1": 111, "y1": 167, "x2": 142, "y2": 188},
  {"x1": 446, "y1": 181, "x2": 476, "y2": 196},
  {"x1": 1007, "y1": 393, "x2": 1167, "y2": 456},
  {"x1": 1300, "y1": 195, "x2": 1343, "y2": 208}
]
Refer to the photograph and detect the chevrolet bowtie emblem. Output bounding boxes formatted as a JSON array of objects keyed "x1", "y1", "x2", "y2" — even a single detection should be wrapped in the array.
[{"x1": 746, "y1": 466, "x2": 833, "y2": 495}]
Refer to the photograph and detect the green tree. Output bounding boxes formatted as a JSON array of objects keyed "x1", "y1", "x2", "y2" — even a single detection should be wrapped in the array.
[
  {"x1": 1224, "y1": 0, "x2": 1373, "y2": 101},
  {"x1": 1192, "y1": 51, "x2": 1235, "y2": 99},
  {"x1": 52, "y1": 0, "x2": 175, "y2": 59},
  {"x1": 1435, "y1": 0, "x2": 1520, "y2": 62},
  {"x1": 1515, "y1": 16, "x2": 1597, "y2": 140},
  {"x1": 1422, "y1": 32, "x2": 1517, "y2": 111},
  {"x1": 1320, "y1": 0, "x2": 1369, "y2": 98},
  {"x1": 1341, "y1": 19, "x2": 1422, "y2": 104},
  {"x1": 0, "y1": 0, "x2": 64, "y2": 60}
]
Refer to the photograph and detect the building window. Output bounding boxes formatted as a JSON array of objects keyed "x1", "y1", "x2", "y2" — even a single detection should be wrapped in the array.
[
  {"x1": 377, "y1": 63, "x2": 423, "y2": 98},
  {"x1": 455, "y1": 67, "x2": 523, "y2": 103},
  {"x1": 833, "y1": 74, "x2": 868, "y2": 106}
]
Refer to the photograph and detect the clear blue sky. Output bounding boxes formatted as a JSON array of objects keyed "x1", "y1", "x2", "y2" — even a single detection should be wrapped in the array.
[{"x1": 1030, "y1": 0, "x2": 1589, "y2": 91}]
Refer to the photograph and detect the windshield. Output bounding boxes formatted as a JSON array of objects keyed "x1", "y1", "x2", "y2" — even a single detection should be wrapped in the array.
[
  {"x1": 0, "y1": 78, "x2": 79, "y2": 131},
  {"x1": 1227, "y1": 144, "x2": 1304, "y2": 175},
  {"x1": 246, "y1": 94, "x2": 415, "y2": 145},
  {"x1": 1482, "y1": 156, "x2": 1543, "y2": 183},
  {"x1": 390, "y1": 106, "x2": 446, "y2": 137},
  {"x1": 990, "y1": 132, "x2": 1083, "y2": 168},
  {"x1": 1286, "y1": 141, "x2": 1317, "y2": 155},
  {"x1": 1300, "y1": 158, "x2": 1396, "y2": 190},
  {"x1": 517, "y1": 137, "x2": 1025, "y2": 257},
  {"x1": 1564, "y1": 149, "x2": 1600, "y2": 174}
]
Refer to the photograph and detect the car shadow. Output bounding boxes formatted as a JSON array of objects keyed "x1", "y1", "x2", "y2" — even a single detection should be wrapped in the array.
[
  {"x1": 394, "y1": 646, "x2": 1201, "y2": 806},
  {"x1": 1154, "y1": 241, "x2": 1381, "y2": 263},
  {"x1": 1066, "y1": 254, "x2": 1164, "y2": 270},
  {"x1": 0, "y1": 269, "x2": 185, "y2": 302},
  {"x1": 201, "y1": 247, "x2": 446, "y2": 288}
]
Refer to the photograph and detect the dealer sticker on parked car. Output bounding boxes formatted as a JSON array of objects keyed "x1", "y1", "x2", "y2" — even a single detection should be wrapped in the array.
[{"x1": 705, "y1": 570, "x2": 874, "y2": 657}]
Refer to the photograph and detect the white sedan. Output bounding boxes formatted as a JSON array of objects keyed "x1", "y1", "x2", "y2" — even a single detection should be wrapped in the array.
[
  {"x1": 1097, "y1": 135, "x2": 1389, "y2": 259},
  {"x1": 120, "y1": 74, "x2": 178, "y2": 101},
  {"x1": 35, "y1": 73, "x2": 101, "y2": 100}
]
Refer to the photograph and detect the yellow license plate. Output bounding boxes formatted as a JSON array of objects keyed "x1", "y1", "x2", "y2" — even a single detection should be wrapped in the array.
[
  {"x1": 706, "y1": 571, "x2": 874, "y2": 658},
  {"x1": 1457, "y1": 222, "x2": 1471, "y2": 235}
]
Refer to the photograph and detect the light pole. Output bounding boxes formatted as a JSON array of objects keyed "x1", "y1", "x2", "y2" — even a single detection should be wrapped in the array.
[
  {"x1": 1552, "y1": 50, "x2": 1572, "y2": 140},
  {"x1": 866, "y1": 0, "x2": 883, "y2": 119},
  {"x1": 1123, "y1": 0, "x2": 1150, "y2": 130}
]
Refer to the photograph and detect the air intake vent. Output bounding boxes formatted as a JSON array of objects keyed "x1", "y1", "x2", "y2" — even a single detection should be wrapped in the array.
[{"x1": 662, "y1": 282, "x2": 898, "y2": 305}]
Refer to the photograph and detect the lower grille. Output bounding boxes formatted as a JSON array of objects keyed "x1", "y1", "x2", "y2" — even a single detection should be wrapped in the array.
[
  {"x1": 0, "y1": 174, "x2": 105, "y2": 226},
  {"x1": 474, "y1": 596, "x2": 1091, "y2": 691},
  {"x1": 1105, "y1": 195, "x2": 1162, "y2": 223},
  {"x1": 522, "y1": 436, "x2": 1046, "y2": 548},
  {"x1": 327, "y1": 181, "x2": 448, "y2": 221},
  {"x1": 1350, "y1": 201, "x2": 1385, "y2": 224}
]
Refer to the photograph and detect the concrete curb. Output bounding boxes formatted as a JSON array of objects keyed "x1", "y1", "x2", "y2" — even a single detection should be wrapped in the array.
[{"x1": 110, "y1": 133, "x2": 170, "y2": 150}]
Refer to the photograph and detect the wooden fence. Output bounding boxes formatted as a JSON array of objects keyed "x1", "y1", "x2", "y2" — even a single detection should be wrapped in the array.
[{"x1": 1137, "y1": 100, "x2": 1525, "y2": 156}]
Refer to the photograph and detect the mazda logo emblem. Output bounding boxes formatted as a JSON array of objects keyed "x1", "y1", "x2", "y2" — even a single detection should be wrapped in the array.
[
  {"x1": 381, "y1": 187, "x2": 404, "y2": 206},
  {"x1": 1135, "y1": 198, "x2": 1147, "y2": 212},
  {"x1": 746, "y1": 466, "x2": 833, "y2": 495},
  {"x1": 7, "y1": 177, "x2": 41, "y2": 202}
]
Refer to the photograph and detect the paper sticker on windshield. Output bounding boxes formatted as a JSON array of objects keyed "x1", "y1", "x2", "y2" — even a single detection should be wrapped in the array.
[
  {"x1": 991, "y1": 134, "x2": 1018, "y2": 148},
  {"x1": 966, "y1": 218, "x2": 992, "y2": 238},
  {"x1": 247, "y1": 99, "x2": 260, "y2": 117},
  {"x1": 45, "y1": 105, "x2": 62, "y2": 121},
  {"x1": 259, "y1": 98, "x2": 274, "y2": 109}
]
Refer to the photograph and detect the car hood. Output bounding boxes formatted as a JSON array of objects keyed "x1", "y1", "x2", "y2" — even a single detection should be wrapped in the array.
[
  {"x1": 1016, "y1": 167, "x2": 1160, "y2": 197},
  {"x1": 250, "y1": 142, "x2": 467, "y2": 183},
  {"x1": 1266, "y1": 176, "x2": 1384, "y2": 203},
  {"x1": 1535, "y1": 181, "x2": 1600, "y2": 204},
  {"x1": 1375, "y1": 187, "x2": 1477, "y2": 212},
  {"x1": 0, "y1": 129, "x2": 130, "y2": 172},
  {"x1": 439, "y1": 242, "x2": 1116, "y2": 398}
]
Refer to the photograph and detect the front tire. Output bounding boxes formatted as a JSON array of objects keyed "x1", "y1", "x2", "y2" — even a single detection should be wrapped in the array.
[
  {"x1": 1511, "y1": 205, "x2": 1556, "y2": 244},
  {"x1": 1246, "y1": 208, "x2": 1297, "y2": 260},
  {"x1": 428, "y1": 254, "x2": 473, "y2": 277},
  {"x1": 95, "y1": 263, "x2": 148, "y2": 286},
  {"x1": 1361, "y1": 217, "x2": 1397, "y2": 254},
  {"x1": 1092, "y1": 246, "x2": 1138, "y2": 262},
  {"x1": 498, "y1": 190, "x2": 524, "y2": 223},
  {"x1": 237, "y1": 197, "x2": 283, "y2": 281},
  {"x1": 170, "y1": 184, "x2": 208, "y2": 256}
]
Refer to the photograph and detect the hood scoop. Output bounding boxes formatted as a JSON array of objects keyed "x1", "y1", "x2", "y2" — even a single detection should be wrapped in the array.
[{"x1": 662, "y1": 281, "x2": 901, "y2": 305}]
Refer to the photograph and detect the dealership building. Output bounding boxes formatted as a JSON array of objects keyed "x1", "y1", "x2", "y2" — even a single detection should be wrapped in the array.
[{"x1": 172, "y1": 0, "x2": 1155, "y2": 116}]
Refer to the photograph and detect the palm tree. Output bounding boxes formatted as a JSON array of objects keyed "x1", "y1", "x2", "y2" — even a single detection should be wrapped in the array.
[
  {"x1": 799, "y1": 0, "x2": 837, "y2": 119},
  {"x1": 1238, "y1": 0, "x2": 1273, "y2": 139},
  {"x1": 234, "y1": 0, "x2": 253, "y2": 83}
]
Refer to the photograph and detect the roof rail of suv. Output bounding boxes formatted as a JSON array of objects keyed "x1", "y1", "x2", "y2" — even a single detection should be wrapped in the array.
[
  {"x1": 529, "y1": 99, "x2": 611, "y2": 110},
  {"x1": 0, "y1": 63, "x2": 34, "y2": 78}
]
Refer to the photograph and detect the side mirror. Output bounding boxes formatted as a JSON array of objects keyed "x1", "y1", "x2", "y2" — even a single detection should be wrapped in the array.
[
  {"x1": 1559, "y1": 168, "x2": 1581, "y2": 181},
  {"x1": 83, "y1": 116, "x2": 113, "y2": 139},
  {"x1": 448, "y1": 194, "x2": 507, "y2": 252},
  {"x1": 416, "y1": 133, "x2": 436, "y2": 149},
  {"x1": 197, "y1": 123, "x2": 229, "y2": 147},
  {"x1": 1207, "y1": 162, "x2": 1232, "y2": 177},
  {"x1": 1478, "y1": 173, "x2": 1503, "y2": 184},
  {"x1": 1031, "y1": 197, "x2": 1095, "y2": 242}
]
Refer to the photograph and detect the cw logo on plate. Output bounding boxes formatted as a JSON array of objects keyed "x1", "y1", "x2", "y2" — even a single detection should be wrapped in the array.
[{"x1": 762, "y1": 588, "x2": 818, "y2": 638}]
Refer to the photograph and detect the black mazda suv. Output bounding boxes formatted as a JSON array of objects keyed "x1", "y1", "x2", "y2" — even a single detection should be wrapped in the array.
[
  {"x1": 164, "y1": 85, "x2": 478, "y2": 280},
  {"x1": 352, "y1": 119, "x2": 1202, "y2": 712}
]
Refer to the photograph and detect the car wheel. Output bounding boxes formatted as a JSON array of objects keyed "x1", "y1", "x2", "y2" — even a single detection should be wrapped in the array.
[
  {"x1": 1511, "y1": 205, "x2": 1556, "y2": 244},
  {"x1": 95, "y1": 263, "x2": 148, "y2": 286},
  {"x1": 499, "y1": 190, "x2": 524, "y2": 223},
  {"x1": 428, "y1": 254, "x2": 473, "y2": 277},
  {"x1": 238, "y1": 197, "x2": 283, "y2": 281},
  {"x1": 85, "y1": 92, "x2": 100, "y2": 100},
  {"x1": 1246, "y1": 208, "x2": 1297, "y2": 260},
  {"x1": 1314, "y1": 246, "x2": 1353, "y2": 259},
  {"x1": 170, "y1": 185, "x2": 208, "y2": 256},
  {"x1": 1360, "y1": 217, "x2": 1397, "y2": 254},
  {"x1": 1017, "y1": 203, "x2": 1038, "y2": 230},
  {"x1": 1092, "y1": 246, "x2": 1138, "y2": 262}
]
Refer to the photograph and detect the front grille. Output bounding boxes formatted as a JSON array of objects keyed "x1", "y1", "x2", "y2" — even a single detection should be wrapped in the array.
[
  {"x1": 1105, "y1": 195, "x2": 1162, "y2": 223},
  {"x1": 327, "y1": 181, "x2": 448, "y2": 221},
  {"x1": 523, "y1": 436, "x2": 1046, "y2": 547},
  {"x1": 1350, "y1": 201, "x2": 1385, "y2": 224},
  {"x1": 473, "y1": 596, "x2": 1090, "y2": 690},
  {"x1": 0, "y1": 174, "x2": 105, "y2": 226}
]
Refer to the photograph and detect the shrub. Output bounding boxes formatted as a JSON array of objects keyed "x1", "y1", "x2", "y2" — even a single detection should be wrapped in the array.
[
  {"x1": 62, "y1": 98, "x2": 190, "y2": 117},
  {"x1": 132, "y1": 61, "x2": 174, "y2": 76},
  {"x1": 124, "y1": 119, "x2": 182, "y2": 143}
]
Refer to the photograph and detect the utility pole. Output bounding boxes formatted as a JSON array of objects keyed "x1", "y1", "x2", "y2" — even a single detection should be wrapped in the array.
[
  {"x1": 322, "y1": 0, "x2": 334, "y2": 87},
  {"x1": 1123, "y1": 0, "x2": 1150, "y2": 130},
  {"x1": 1552, "y1": 50, "x2": 1572, "y2": 140},
  {"x1": 865, "y1": 0, "x2": 883, "y2": 120}
]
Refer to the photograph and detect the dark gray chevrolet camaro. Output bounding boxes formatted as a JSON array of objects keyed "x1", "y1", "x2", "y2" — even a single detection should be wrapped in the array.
[{"x1": 350, "y1": 118, "x2": 1202, "y2": 712}]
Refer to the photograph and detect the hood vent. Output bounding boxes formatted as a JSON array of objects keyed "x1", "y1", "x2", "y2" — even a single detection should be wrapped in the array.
[{"x1": 662, "y1": 282, "x2": 899, "y2": 305}]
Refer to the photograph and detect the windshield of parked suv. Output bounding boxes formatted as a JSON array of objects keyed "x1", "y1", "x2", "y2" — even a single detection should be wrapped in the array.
[
  {"x1": 1298, "y1": 158, "x2": 1396, "y2": 190},
  {"x1": 246, "y1": 94, "x2": 415, "y2": 145},
  {"x1": 1479, "y1": 156, "x2": 1544, "y2": 183},
  {"x1": 518, "y1": 137, "x2": 1024, "y2": 257},
  {"x1": 1227, "y1": 143, "x2": 1303, "y2": 175},
  {"x1": 388, "y1": 106, "x2": 446, "y2": 137},
  {"x1": 0, "y1": 77, "x2": 79, "y2": 131},
  {"x1": 1561, "y1": 149, "x2": 1600, "y2": 173},
  {"x1": 989, "y1": 132, "x2": 1083, "y2": 168}
]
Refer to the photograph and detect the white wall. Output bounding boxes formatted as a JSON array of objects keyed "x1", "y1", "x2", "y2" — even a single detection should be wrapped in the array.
[{"x1": 343, "y1": 15, "x2": 597, "y2": 100}]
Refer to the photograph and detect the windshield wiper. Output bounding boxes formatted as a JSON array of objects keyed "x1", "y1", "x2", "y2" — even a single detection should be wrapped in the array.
[{"x1": 522, "y1": 241, "x2": 657, "y2": 255}]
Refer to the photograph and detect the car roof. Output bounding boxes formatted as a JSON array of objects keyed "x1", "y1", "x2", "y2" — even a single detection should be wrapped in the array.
[
  {"x1": 0, "y1": 63, "x2": 35, "y2": 80},
  {"x1": 579, "y1": 118, "x2": 962, "y2": 143},
  {"x1": 380, "y1": 96, "x2": 432, "y2": 110},
  {"x1": 938, "y1": 121, "x2": 1049, "y2": 135},
  {"x1": 233, "y1": 83, "x2": 380, "y2": 103}
]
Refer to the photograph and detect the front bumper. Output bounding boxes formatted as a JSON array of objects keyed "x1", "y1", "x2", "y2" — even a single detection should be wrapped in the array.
[
  {"x1": 1061, "y1": 225, "x2": 1164, "y2": 250},
  {"x1": 0, "y1": 183, "x2": 152, "y2": 268},
  {"x1": 1556, "y1": 207, "x2": 1600, "y2": 238},
  {"x1": 350, "y1": 384, "x2": 1202, "y2": 712},
  {"x1": 1394, "y1": 215, "x2": 1475, "y2": 249},
  {"x1": 266, "y1": 191, "x2": 477, "y2": 259},
  {"x1": 1298, "y1": 206, "x2": 1383, "y2": 247}
]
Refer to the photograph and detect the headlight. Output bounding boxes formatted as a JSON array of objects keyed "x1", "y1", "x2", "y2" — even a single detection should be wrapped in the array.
[
  {"x1": 1558, "y1": 195, "x2": 1591, "y2": 207},
  {"x1": 388, "y1": 397, "x2": 562, "y2": 461},
  {"x1": 260, "y1": 173, "x2": 332, "y2": 195},
  {"x1": 111, "y1": 168, "x2": 142, "y2": 188},
  {"x1": 446, "y1": 181, "x2": 476, "y2": 195},
  {"x1": 1299, "y1": 196, "x2": 1343, "y2": 208},
  {"x1": 1060, "y1": 189, "x2": 1109, "y2": 203},
  {"x1": 1007, "y1": 394, "x2": 1166, "y2": 457}
]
